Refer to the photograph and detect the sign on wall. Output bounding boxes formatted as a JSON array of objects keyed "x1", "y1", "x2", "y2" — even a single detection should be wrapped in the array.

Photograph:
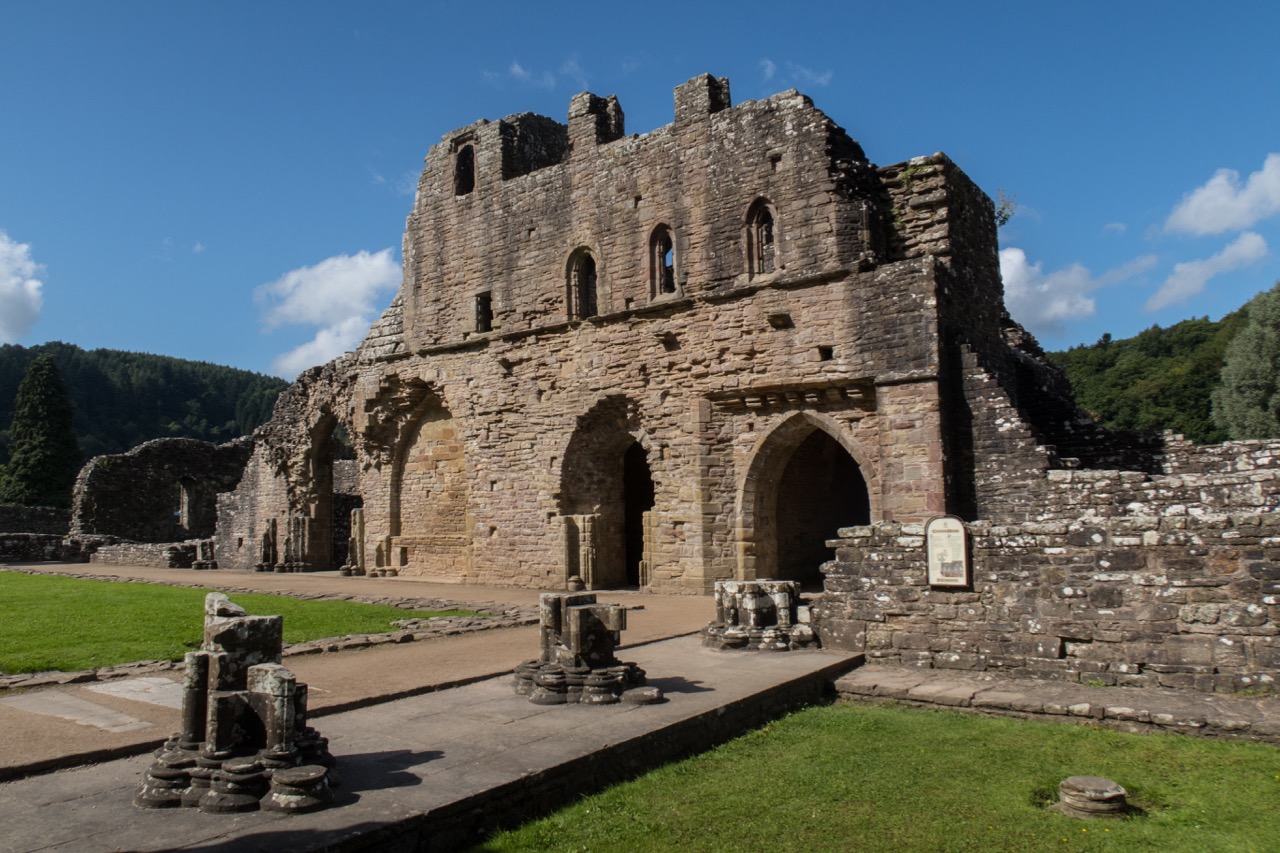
[{"x1": 925, "y1": 515, "x2": 969, "y2": 587}]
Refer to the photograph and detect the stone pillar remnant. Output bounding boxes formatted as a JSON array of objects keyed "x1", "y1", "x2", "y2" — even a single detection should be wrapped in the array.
[
  {"x1": 702, "y1": 579, "x2": 819, "y2": 650},
  {"x1": 136, "y1": 593, "x2": 337, "y2": 814},
  {"x1": 513, "y1": 592, "x2": 662, "y2": 705}
]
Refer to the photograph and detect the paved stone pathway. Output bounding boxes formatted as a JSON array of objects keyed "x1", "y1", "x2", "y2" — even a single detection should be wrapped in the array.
[
  {"x1": 0, "y1": 691, "x2": 154, "y2": 734},
  {"x1": 836, "y1": 664, "x2": 1280, "y2": 741},
  {"x1": 86, "y1": 677, "x2": 185, "y2": 709},
  {"x1": 0, "y1": 637, "x2": 860, "y2": 853}
]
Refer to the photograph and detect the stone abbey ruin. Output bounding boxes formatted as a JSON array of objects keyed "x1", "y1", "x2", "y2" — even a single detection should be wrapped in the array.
[{"x1": 63, "y1": 74, "x2": 1280, "y2": 695}]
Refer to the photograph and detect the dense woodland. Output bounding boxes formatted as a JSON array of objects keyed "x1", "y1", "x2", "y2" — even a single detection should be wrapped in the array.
[
  {"x1": 1047, "y1": 311, "x2": 1247, "y2": 445},
  {"x1": 0, "y1": 343, "x2": 287, "y2": 466}
]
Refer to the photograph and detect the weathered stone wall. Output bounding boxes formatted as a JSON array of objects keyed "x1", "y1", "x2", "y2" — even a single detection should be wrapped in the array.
[
  {"x1": 89, "y1": 540, "x2": 200, "y2": 569},
  {"x1": 0, "y1": 505, "x2": 69, "y2": 535},
  {"x1": 71, "y1": 437, "x2": 252, "y2": 543},
  {"x1": 0, "y1": 533, "x2": 68, "y2": 562},
  {"x1": 813, "y1": 442, "x2": 1280, "y2": 694}
]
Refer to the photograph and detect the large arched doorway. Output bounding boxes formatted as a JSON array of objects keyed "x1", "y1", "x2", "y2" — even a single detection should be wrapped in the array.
[
  {"x1": 739, "y1": 413, "x2": 874, "y2": 588},
  {"x1": 774, "y1": 430, "x2": 869, "y2": 585}
]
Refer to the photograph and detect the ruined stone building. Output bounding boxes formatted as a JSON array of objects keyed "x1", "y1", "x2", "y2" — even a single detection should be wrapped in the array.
[
  {"x1": 211, "y1": 72, "x2": 1016, "y2": 590},
  {"x1": 70, "y1": 74, "x2": 1280, "y2": 694}
]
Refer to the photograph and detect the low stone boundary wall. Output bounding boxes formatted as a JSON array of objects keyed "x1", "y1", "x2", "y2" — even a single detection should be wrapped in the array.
[
  {"x1": 0, "y1": 505, "x2": 69, "y2": 535},
  {"x1": 814, "y1": 515, "x2": 1280, "y2": 695},
  {"x1": 89, "y1": 541, "x2": 198, "y2": 568},
  {"x1": 835, "y1": 665, "x2": 1280, "y2": 743},
  {"x1": 0, "y1": 534, "x2": 68, "y2": 562}
]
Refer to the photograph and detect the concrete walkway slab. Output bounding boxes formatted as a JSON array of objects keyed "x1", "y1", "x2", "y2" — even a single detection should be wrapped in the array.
[
  {"x1": 0, "y1": 637, "x2": 861, "y2": 852},
  {"x1": 0, "y1": 691, "x2": 154, "y2": 733},
  {"x1": 85, "y1": 677, "x2": 185, "y2": 709}
]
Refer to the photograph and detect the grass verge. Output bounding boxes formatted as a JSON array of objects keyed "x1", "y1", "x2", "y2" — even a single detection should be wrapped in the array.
[
  {"x1": 480, "y1": 702, "x2": 1280, "y2": 853},
  {"x1": 0, "y1": 570, "x2": 475, "y2": 673}
]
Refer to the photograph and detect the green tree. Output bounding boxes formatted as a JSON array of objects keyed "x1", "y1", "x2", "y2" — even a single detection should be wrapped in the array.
[
  {"x1": 0, "y1": 355, "x2": 83, "y2": 507},
  {"x1": 1213, "y1": 282, "x2": 1280, "y2": 440}
]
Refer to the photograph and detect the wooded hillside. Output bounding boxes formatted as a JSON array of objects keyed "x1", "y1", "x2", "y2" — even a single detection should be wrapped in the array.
[
  {"x1": 1047, "y1": 311, "x2": 1247, "y2": 445},
  {"x1": 0, "y1": 342, "x2": 288, "y2": 465}
]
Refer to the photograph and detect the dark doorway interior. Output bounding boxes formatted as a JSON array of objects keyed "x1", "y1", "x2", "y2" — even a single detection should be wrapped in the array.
[
  {"x1": 623, "y1": 442, "x2": 655, "y2": 586},
  {"x1": 775, "y1": 430, "x2": 870, "y2": 587}
]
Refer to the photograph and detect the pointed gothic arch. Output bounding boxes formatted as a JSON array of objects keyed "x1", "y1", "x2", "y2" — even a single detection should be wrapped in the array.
[{"x1": 736, "y1": 411, "x2": 877, "y2": 585}]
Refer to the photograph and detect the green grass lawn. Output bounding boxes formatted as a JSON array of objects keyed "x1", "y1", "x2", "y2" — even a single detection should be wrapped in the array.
[
  {"x1": 0, "y1": 571, "x2": 475, "y2": 673},
  {"x1": 480, "y1": 702, "x2": 1280, "y2": 853}
]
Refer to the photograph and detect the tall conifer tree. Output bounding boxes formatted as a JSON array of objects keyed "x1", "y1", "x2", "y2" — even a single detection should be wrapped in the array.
[{"x1": 0, "y1": 355, "x2": 83, "y2": 507}]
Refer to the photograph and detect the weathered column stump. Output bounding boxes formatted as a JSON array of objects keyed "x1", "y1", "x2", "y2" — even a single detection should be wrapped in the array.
[
  {"x1": 513, "y1": 592, "x2": 661, "y2": 705},
  {"x1": 1055, "y1": 775, "x2": 1129, "y2": 818},
  {"x1": 135, "y1": 593, "x2": 339, "y2": 814}
]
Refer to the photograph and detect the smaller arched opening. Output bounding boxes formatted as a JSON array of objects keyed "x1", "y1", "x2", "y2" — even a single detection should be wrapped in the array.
[
  {"x1": 454, "y1": 144, "x2": 476, "y2": 196},
  {"x1": 174, "y1": 476, "x2": 195, "y2": 536},
  {"x1": 566, "y1": 248, "x2": 600, "y2": 319},
  {"x1": 649, "y1": 225, "x2": 677, "y2": 297},
  {"x1": 623, "y1": 442, "x2": 655, "y2": 586},
  {"x1": 746, "y1": 198, "x2": 778, "y2": 278}
]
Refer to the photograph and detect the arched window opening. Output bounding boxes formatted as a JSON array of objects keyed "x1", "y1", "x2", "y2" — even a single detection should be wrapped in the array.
[
  {"x1": 454, "y1": 145, "x2": 476, "y2": 196},
  {"x1": 747, "y1": 200, "x2": 777, "y2": 277},
  {"x1": 650, "y1": 226, "x2": 677, "y2": 296},
  {"x1": 567, "y1": 250, "x2": 599, "y2": 319}
]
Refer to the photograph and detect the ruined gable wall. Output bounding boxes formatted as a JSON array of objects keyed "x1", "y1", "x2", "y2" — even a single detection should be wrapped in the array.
[
  {"x1": 215, "y1": 358, "x2": 357, "y2": 571},
  {"x1": 70, "y1": 437, "x2": 251, "y2": 543}
]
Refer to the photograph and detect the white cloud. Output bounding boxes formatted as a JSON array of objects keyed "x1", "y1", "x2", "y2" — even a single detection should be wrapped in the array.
[
  {"x1": 193, "y1": 242, "x2": 206, "y2": 254},
  {"x1": 785, "y1": 61, "x2": 832, "y2": 87},
  {"x1": 1000, "y1": 247, "x2": 1156, "y2": 337},
  {"x1": 1165, "y1": 153, "x2": 1280, "y2": 235},
  {"x1": 757, "y1": 59, "x2": 833, "y2": 91},
  {"x1": 0, "y1": 230, "x2": 44, "y2": 343},
  {"x1": 1146, "y1": 232, "x2": 1268, "y2": 311},
  {"x1": 271, "y1": 316, "x2": 375, "y2": 378},
  {"x1": 255, "y1": 249, "x2": 400, "y2": 376},
  {"x1": 1103, "y1": 222, "x2": 1126, "y2": 235}
]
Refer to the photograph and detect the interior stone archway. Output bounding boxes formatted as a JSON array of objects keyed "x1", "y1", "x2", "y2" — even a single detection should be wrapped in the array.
[
  {"x1": 738, "y1": 412, "x2": 874, "y2": 586},
  {"x1": 559, "y1": 396, "x2": 652, "y2": 589}
]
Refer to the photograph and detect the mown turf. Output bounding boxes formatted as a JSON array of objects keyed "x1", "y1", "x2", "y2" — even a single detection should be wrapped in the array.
[
  {"x1": 0, "y1": 571, "x2": 475, "y2": 673},
  {"x1": 480, "y1": 702, "x2": 1280, "y2": 853}
]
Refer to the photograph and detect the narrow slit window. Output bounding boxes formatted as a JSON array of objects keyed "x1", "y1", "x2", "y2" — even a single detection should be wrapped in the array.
[
  {"x1": 475, "y1": 292, "x2": 493, "y2": 332},
  {"x1": 567, "y1": 250, "x2": 599, "y2": 319},
  {"x1": 650, "y1": 225, "x2": 677, "y2": 297},
  {"x1": 747, "y1": 199, "x2": 777, "y2": 277},
  {"x1": 454, "y1": 145, "x2": 475, "y2": 196}
]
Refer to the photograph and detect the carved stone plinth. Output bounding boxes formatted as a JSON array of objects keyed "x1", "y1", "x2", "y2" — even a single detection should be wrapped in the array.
[
  {"x1": 512, "y1": 592, "x2": 662, "y2": 705},
  {"x1": 702, "y1": 580, "x2": 819, "y2": 651},
  {"x1": 136, "y1": 593, "x2": 338, "y2": 813}
]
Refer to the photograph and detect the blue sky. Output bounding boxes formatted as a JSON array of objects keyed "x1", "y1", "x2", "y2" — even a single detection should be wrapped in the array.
[{"x1": 2, "y1": 1, "x2": 1278, "y2": 378}]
